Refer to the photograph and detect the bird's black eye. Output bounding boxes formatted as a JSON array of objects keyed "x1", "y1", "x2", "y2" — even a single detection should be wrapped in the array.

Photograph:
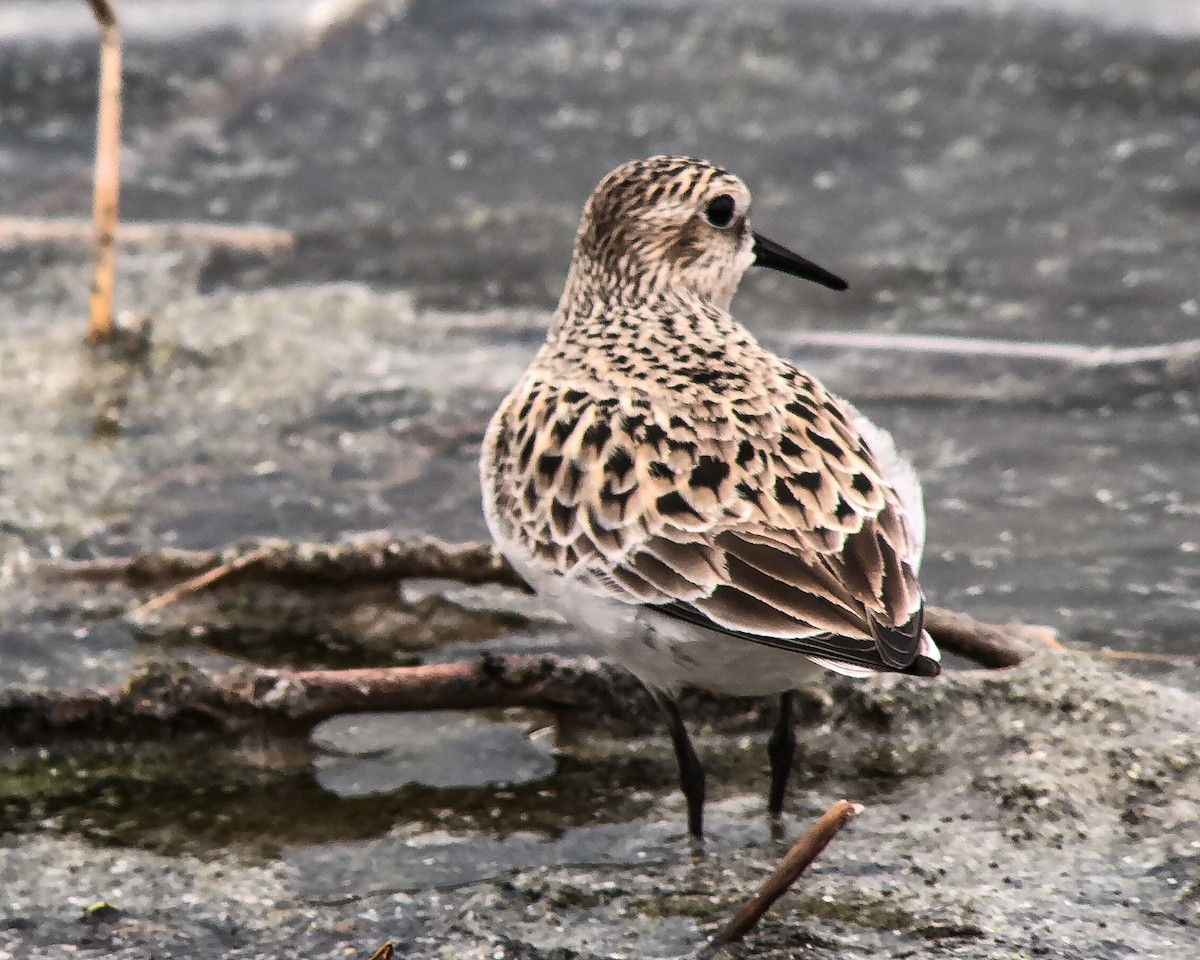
[{"x1": 704, "y1": 194, "x2": 736, "y2": 228}]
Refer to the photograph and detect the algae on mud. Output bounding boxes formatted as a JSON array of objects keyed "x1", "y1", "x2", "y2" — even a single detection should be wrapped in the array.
[{"x1": 3, "y1": 649, "x2": 1198, "y2": 957}]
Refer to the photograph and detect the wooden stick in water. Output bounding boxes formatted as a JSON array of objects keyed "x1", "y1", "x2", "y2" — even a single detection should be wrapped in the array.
[
  {"x1": 700, "y1": 799, "x2": 863, "y2": 956},
  {"x1": 85, "y1": 0, "x2": 123, "y2": 343}
]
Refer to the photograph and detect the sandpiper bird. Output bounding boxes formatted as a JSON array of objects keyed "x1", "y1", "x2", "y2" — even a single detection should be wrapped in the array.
[{"x1": 481, "y1": 156, "x2": 940, "y2": 838}]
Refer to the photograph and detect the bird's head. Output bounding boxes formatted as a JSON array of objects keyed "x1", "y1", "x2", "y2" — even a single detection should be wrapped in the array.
[{"x1": 572, "y1": 155, "x2": 847, "y2": 310}]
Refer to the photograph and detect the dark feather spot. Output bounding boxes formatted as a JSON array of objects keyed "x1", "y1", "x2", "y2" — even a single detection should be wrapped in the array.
[
  {"x1": 785, "y1": 399, "x2": 818, "y2": 420},
  {"x1": 779, "y1": 436, "x2": 803, "y2": 458},
  {"x1": 583, "y1": 421, "x2": 613, "y2": 450},
  {"x1": 648, "y1": 461, "x2": 674, "y2": 480},
  {"x1": 689, "y1": 456, "x2": 730, "y2": 492},
  {"x1": 563, "y1": 389, "x2": 587, "y2": 404},
  {"x1": 735, "y1": 481, "x2": 761, "y2": 503},
  {"x1": 657, "y1": 490, "x2": 702, "y2": 518},
  {"x1": 852, "y1": 473, "x2": 874, "y2": 496},
  {"x1": 822, "y1": 400, "x2": 848, "y2": 424},
  {"x1": 551, "y1": 418, "x2": 576, "y2": 444},
  {"x1": 794, "y1": 471, "x2": 823, "y2": 492},
  {"x1": 774, "y1": 477, "x2": 801, "y2": 508},
  {"x1": 736, "y1": 440, "x2": 755, "y2": 466},
  {"x1": 806, "y1": 428, "x2": 846, "y2": 461},
  {"x1": 689, "y1": 370, "x2": 722, "y2": 385},
  {"x1": 606, "y1": 447, "x2": 634, "y2": 478},
  {"x1": 834, "y1": 495, "x2": 855, "y2": 522},
  {"x1": 562, "y1": 462, "x2": 584, "y2": 500},
  {"x1": 600, "y1": 484, "x2": 635, "y2": 518},
  {"x1": 516, "y1": 434, "x2": 536, "y2": 472},
  {"x1": 536, "y1": 453, "x2": 563, "y2": 480},
  {"x1": 550, "y1": 499, "x2": 574, "y2": 536},
  {"x1": 645, "y1": 423, "x2": 669, "y2": 448}
]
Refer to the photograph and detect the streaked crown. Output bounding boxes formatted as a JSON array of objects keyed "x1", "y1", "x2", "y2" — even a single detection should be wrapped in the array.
[{"x1": 570, "y1": 155, "x2": 756, "y2": 309}]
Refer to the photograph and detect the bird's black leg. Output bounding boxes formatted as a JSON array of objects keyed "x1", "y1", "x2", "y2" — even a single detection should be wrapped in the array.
[
  {"x1": 767, "y1": 691, "x2": 796, "y2": 818},
  {"x1": 652, "y1": 691, "x2": 706, "y2": 839}
]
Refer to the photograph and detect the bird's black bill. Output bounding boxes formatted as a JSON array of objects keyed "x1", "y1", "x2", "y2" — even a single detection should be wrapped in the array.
[{"x1": 752, "y1": 232, "x2": 848, "y2": 291}]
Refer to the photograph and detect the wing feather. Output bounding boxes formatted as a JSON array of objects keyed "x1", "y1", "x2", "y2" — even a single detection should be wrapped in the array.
[{"x1": 483, "y1": 368, "x2": 939, "y2": 677}]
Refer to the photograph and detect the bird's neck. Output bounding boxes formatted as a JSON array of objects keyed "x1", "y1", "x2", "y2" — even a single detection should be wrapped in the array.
[
  {"x1": 550, "y1": 261, "x2": 742, "y2": 342},
  {"x1": 540, "y1": 265, "x2": 765, "y2": 390}
]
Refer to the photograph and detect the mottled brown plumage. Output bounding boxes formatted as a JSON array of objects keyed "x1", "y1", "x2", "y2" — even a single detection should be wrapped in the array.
[{"x1": 481, "y1": 156, "x2": 939, "y2": 836}]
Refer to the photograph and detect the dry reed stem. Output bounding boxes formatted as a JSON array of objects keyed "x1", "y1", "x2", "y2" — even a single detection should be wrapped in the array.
[{"x1": 85, "y1": 0, "x2": 122, "y2": 343}]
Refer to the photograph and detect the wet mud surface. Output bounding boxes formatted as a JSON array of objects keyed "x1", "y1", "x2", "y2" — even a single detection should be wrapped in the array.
[
  {"x1": 1, "y1": 1, "x2": 1198, "y2": 957},
  {"x1": 3, "y1": 655, "x2": 1199, "y2": 958}
]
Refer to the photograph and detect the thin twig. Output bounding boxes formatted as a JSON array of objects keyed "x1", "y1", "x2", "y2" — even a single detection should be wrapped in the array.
[
  {"x1": 85, "y1": 0, "x2": 122, "y2": 343},
  {"x1": 24, "y1": 1, "x2": 404, "y2": 218},
  {"x1": 0, "y1": 217, "x2": 294, "y2": 253},
  {"x1": 127, "y1": 546, "x2": 276, "y2": 619},
  {"x1": 699, "y1": 799, "x2": 863, "y2": 956},
  {"x1": 1088, "y1": 649, "x2": 1197, "y2": 664}
]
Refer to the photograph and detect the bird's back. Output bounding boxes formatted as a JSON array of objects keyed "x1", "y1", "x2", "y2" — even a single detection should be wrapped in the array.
[{"x1": 482, "y1": 298, "x2": 938, "y2": 683}]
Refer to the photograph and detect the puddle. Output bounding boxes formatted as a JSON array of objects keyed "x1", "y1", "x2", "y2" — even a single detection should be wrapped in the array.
[
  {"x1": 285, "y1": 801, "x2": 771, "y2": 900},
  {"x1": 0, "y1": 737, "x2": 670, "y2": 859},
  {"x1": 312, "y1": 711, "x2": 557, "y2": 795}
]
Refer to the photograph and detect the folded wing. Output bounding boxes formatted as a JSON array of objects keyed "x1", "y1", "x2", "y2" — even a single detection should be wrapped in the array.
[{"x1": 485, "y1": 367, "x2": 939, "y2": 677}]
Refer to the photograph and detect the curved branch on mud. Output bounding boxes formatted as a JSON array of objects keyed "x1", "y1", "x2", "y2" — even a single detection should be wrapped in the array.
[
  {"x1": 0, "y1": 655, "x2": 625, "y2": 747},
  {"x1": 46, "y1": 534, "x2": 525, "y2": 591},
  {"x1": 0, "y1": 636, "x2": 1050, "y2": 749},
  {"x1": 0, "y1": 611, "x2": 1051, "y2": 748},
  {"x1": 45, "y1": 534, "x2": 1047, "y2": 669}
]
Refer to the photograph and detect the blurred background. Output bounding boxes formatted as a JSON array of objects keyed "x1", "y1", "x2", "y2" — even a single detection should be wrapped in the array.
[{"x1": 0, "y1": 1, "x2": 1198, "y2": 956}]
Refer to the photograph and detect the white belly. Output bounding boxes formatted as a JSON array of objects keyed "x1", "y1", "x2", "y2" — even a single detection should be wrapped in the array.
[{"x1": 516, "y1": 560, "x2": 824, "y2": 697}]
